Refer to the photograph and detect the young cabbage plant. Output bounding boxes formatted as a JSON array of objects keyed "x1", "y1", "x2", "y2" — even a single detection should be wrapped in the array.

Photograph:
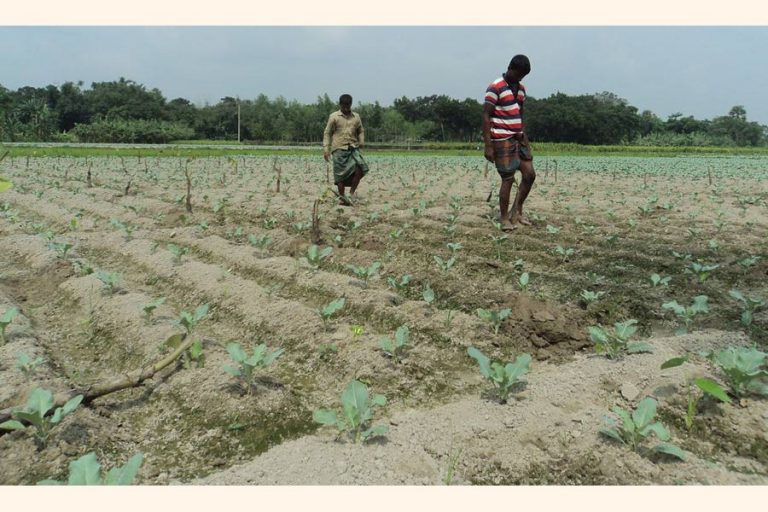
[
  {"x1": 38, "y1": 452, "x2": 144, "y2": 485},
  {"x1": 488, "y1": 233, "x2": 508, "y2": 261},
  {"x1": 248, "y1": 233, "x2": 273, "y2": 255},
  {"x1": 467, "y1": 347, "x2": 531, "y2": 403},
  {"x1": 318, "y1": 297, "x2": 345, "y2": 331},
  {"x1": 16, "y1": 352, "x2": 45, "y2": 381},
  {"x1": 662, "y1": 295, "x2": 709, "y2": 335},
  {"x1": 50, "y1": 241, "x2": 74, "y2": 259},
  {"x1": 649, "y1": 273, "x2": 671, "y2": 287},
  {"x1": 554, "y1": 245, "x2": 574, "y2": 262},
  {"x1": 588, "y1": 319, "x2": 653, "y2": 359},
  {"x1": 141, "y1": 297, "x2": 166, "y2": 322},
  {"x1": 434, "y1": 255, "x2": 457, "y2": 273},
  {"x1": 312, "y1": 380, "x2": 388, "y2": 443},
  {"x1": 1, "y1": 306, "x2": 19, "y2": 344},
  {"x1": 580, "y1": 290, "x2": 606, "y2": 305},
  {"x1": 684, "y1": 262, "x2": 719, "y2": 283},
  {"x1": 167, "y1": 243, "x2": 189, "y2": 265},
  {"x1": 518, "y1": 272, "x2": 530, "y2": 292},
  {"x1": 703, "y1": 346, "x2": 768, "y2": 398},
  {"x1": 109, "y1": 218, "x2": 134, "y2": 241},
  {"x1": 0, "y1": 388, "x2": 83, "y2": 449},
  {"x1": 728, "y1": 289, "x2": 765, "y2": 328},
  {"x1": 224, "y1": 342, "x2": 284, "y2": 394},
  {"x1": 95, "y1": 271, "x2": 121, "y2": 295},
  {"x1": 599, "y1": 397, "x2": 686, "y2": 461},
  {"x1": 475, "y1": 308, "x2": 511, "y2": 335},
  {"x1": 305, "y1": 244, "x2": 333, "y2": 268},
  {"x1": 347, "y1": 261, "x2": 381, "y2": 287},
  {"x1": 387, "y1": 274, "x2": 411, "y2": 291},
  {"x1": 177, "y1": 303, "x2": 209, "y2": 368},
  {"x1": 422, "y1": 285, "x2": 436, "y2": 306},
  {"x1": 379, "y1": 325, "x2": 410, "y2": 363},
  {"x1": 660, "y1": 356, "x2": 731, "y2": 430}
]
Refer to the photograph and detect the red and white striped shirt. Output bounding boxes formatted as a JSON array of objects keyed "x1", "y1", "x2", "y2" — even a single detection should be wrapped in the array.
[{"x1": 484, "y1": 77, "x2": 526, "y2": 140}]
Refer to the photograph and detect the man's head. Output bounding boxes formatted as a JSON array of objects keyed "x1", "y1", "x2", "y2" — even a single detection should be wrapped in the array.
[
  {"x1": 506, "y1": 55, "x2": 531, "y2": 82},
  {"x1": 339, "y1": 94, "x2": 353, "y2": 115}
]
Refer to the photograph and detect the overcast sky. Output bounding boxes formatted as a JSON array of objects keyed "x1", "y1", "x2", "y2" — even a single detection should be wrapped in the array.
[{"x1": 2, "y1": 26, "x2": 767, "y2": 125}]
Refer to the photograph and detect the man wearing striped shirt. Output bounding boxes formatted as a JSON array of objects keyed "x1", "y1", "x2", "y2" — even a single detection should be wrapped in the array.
[{"x1": 482, "y1": 55, "x2": 535, "y2": 232}]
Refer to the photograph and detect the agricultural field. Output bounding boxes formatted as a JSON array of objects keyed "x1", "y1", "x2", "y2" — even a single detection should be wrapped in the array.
[{"x1": 0, "y1": 151, "x2": 767, "y2": 485}]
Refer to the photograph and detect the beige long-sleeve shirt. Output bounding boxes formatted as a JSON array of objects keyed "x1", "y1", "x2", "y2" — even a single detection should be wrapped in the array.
[{"x1": 323, "y1": 110, "x2": 365, "y2": 153}]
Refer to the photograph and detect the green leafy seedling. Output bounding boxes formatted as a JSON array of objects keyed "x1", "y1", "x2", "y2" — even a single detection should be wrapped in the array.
[
  {"x1": 0, "y1": 388, "x2": 83, "y2": 449},
  {"x1": 318, "y1": 297, "x2": 345, "y2": 331},
  {"x1": 387, "y1": 274, "x2": 411, "y2": 291},
  {"x1": 684, "y1": 262, "x2": 719, "y2": 283},
  {"x1": 649, "y1": 273, "x2": 671, "y2": 287},
  {"x1": 248, "y1": 234, "x2": 272, "y2": 255},
  {"x1": 38, "y1": 452, "x2": 144, "y2": 485},
  {"x1": 347, "y1": 261, "x2": 381, "y2": 287},
  {"x1": 476, "y1": 308, "x2": 511, "y2": 335},
  {"x1": 167, "y1": 243, "x2": 189, "y2": 265},
  {"x1": 305, "y1": 244, "x2": 333, "y2": 268},
  {"x1": 599, "y1": 397, "x2": 686, "y2": 461},
  {"x1": 467, "y1": 347, "x2": 531, "y2": 403},
  {"x1": 379, "y1": 325, "x2": 410, "y2": 363},
  {"x1": 422, "y1": 285, "x2": 436, "y2": 306},
  {"x1": 16, "y1": 352, "x2": 45, "y2": 381},
  {"x1": 434, "y1": 255, "x2": 456, "y2": 273},
  {"x1": 588, "y1": 319, "x2": 653, "y2": 359},
  {"x1": 95, "y1": 271, "x2": 121, "y2": 294},
  {"x1": 313, "y1": 379, "x2": 388, "y2": 443},
  {"x1": 518, "y1": 272, "x2": 530, "y2": 291},
  {"x1": 662, "y1": 295, "x2": 709, "y2": 335},
  {"x1": 660, "y1": 356, "x2": 731, "y2": 430},
  {"x1": 177, "y1": 304, "x2": 209, "y2": 368},
  {"x1": 224, "y1": 342, "x2": 284, "y2": 394},
  {"x1": 704, "y1": 346, "x2": 768, "y2": 398},
  {"x1": 728, "y1": 289, "x2": 765, "y2": 328},
  {"x1": 141, "y1": 297, "x2": 166, "y2": 321},
  {"x1": 1, "y1": 306, "x2": 20, "y2": 344},
  {"x1": 580, "y1": 290, "x2": 606, "y2": 305}
]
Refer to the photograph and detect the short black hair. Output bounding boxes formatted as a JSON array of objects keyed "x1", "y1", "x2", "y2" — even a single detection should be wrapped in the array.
[
  {"x1": 508, "y1": 55, "x2": 531, "y2": 75},
  {"x1": 339, "y1": 94, "x2": 353, "y2": 104}
]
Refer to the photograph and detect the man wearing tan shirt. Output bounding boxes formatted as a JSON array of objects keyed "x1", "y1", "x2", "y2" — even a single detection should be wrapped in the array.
[{"x1": 323, "y1": 94, "x2": 369, "y2": 206}]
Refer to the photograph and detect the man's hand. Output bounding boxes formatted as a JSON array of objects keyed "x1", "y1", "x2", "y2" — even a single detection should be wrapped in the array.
[
  {"x1": 484, "y1": 143, "x2": 495, "y2": 163},
  {"x1": 323, "y1": 150, "x2": 330, "y2": 162}
]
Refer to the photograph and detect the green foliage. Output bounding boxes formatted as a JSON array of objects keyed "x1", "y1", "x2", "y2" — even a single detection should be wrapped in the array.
[
  {"x1": 379, "y1": 325, "x2": 410, "y2": 363},
  {"x1": 166, "y1": 243, "x2": 189, "y2": 265},
  {"x1": 518, "y1": 272, "x2": 530, "y2": 291},
  {"x1": 704, "y1": 347, "x2": 768, "y2": 398},
  {"x1": 38, "y1": 452, "x2": 144, "y2": 485},
  {"x1": 305, "y1": 244, "x2": 333, "y2": 268},
  {"x1": 16, "y1": 352, "x2": 44, "y2": 381},
  {"x1": 387, "y1": 274, "x2": 411, "y2": 291},
  {"x1": 312, "y1": 380, "x2": 388, "y2": 443},
  {"x1": 177, "y1": 304, "x2": 209, "y2": 369},
  {"x1": 554, "y1": 245, "x2": 574, "y2": 262},
  {"x1": 580, "y1": 290, "x2": 606, "y2": 304},
  {"x1": 728, "y1": 289, "x2": 765, "y2": 328},
  {"x1": 599, "y1": 397, "x2": 686, "y2": 460},
  {"x1": 422, "y1": 285, "x2": 436, "y2": 306},
  {"x1": 649, "y1": 273, "x2": 671, "y2": 287},
  {"x1": 49, "y1": 240, "x2": 73, "y2": 258},
  {"x1": 662, "y1": 295, "x2": 709, "y2": 335},
  {"x1": 1, "y1": 306, "x2": 19, "y2": 344},
  {"x1": 141, "y1": 297, "x2": 166, "y2": 321},
  {"x1": 224, "y1": 342, "x2": 284, "y2": 394},
  {"x1": 95, "y1": 271, "x2": 121, "y2": 294},
  {"x1": 248, "y1": 233, "x2": 272, "y2": 254},
  {"x1": 684, "y1": 261, "x2": 719, "y2": 283},
  {"x1": 467, "y1": 347, "x2": 531, "y2": 403},
  {"x1": 109, "y1": 218, "x2": 134, "y2": 241},
  {"x1": 318, "y1": 297, "x2": 345, "y2": 331},
  {"x1": 588, "y1": 319, "x2": 653, "y2": 359},
  {"x1": 71, "y1": 117, "x2": 193, "y2": 144},
  {"x1": 0, "y1": 388, "x2": 83, "y2": 448},
  {"x1": 347, "y1": 261, "x2": 381, "y2": 286},
  {"x1": 660, "y1": 356, "x2": 731, "y2": 430},
  {"x1": 475, "y1": 308, "x2": 511, "y2": 335},
  {"x1": 434, "y1": 255, "x2": 456, "y2": 273}
]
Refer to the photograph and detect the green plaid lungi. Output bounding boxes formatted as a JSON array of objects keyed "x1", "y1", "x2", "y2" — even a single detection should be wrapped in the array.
[{"x1": 332, "y1": 147, "x2": 369, "y2": 185}]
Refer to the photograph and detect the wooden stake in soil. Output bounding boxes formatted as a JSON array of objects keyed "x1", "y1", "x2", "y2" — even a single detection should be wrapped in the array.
[
  {"x1": 184, "y1": 160, "x2": 193, "y2": 213},
  {"x1": 273, "y1": 156, "x2": 282, "y2": 193},
  {"x1": 123, "y1": 178, "x2": 133, "y2": 197},
  {"x1": 484, "y1": 161, "x2": 489, "y2": 179},
  {"x1": 86, "y1": 162, "x2": 93, "y2": 188},
  {"x1": 708, "y1": 166, "x2": 713, "y2": 186},
  {"x1": 326, "y1": 161, "x2": 330, "y2": 185},
  {"x1": 310, "y1": 199, "x2": 322, "y2": 244}
]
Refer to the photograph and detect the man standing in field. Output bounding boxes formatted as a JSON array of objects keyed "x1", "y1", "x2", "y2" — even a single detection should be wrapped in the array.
[
  {"x1": 482, "y1": 55, "x2": 535, "y2": 232},
  {"x1": 323, "y1": 94, "x2": 369, "y2": 206}
]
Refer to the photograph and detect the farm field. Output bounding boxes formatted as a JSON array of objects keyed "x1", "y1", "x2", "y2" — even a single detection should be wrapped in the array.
[{"x1": 0, "y1": 152, "x2": 767, "y2": 485}]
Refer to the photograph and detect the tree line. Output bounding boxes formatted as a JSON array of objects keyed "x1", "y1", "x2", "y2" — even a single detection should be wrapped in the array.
[{"x1": 1, "y1": 78, "x2": 766, "y2": 147}]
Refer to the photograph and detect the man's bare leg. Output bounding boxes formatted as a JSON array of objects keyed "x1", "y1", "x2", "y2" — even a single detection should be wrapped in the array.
[
  {"x1": 336, "y1": 182, "x2": 351, "y2": 206},
  {"x1": 498, "y1": 178, "x2": 517, "y2": 231},
  {"x1": 510, "y1": 161, "x2": 535, "y2": 225},
  {"x1": 349, "y1": 167, "x2": 364, "y2": 196}
]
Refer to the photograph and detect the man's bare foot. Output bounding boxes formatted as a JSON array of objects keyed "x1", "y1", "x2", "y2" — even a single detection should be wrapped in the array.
[
  {"x1": 338, "y1": 195, "x2": 352, "y2": 206},
  {"x1": 510, "y1": 213, "x2": 532, "y2": 226},
  {"x1": 501, "y1": 219, "x2": 518, "y2": 232}
]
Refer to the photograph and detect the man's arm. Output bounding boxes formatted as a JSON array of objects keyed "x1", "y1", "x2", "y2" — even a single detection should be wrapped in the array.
[
  {"x1": 482, "y1": 102, "x2": 495, "y2": 163},
  {"x1": 357, "y1": 115, "x2": 365, "y2": 148},
  {"x1": 323, "y1": 115, "x2": 335, "y2": 161}
]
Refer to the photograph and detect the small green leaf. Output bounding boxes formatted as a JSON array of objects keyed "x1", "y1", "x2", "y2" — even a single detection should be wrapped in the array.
[
  {"x1": 104, "y1": 453, "x2": 143, "y2": 485},
  {"x1": 61, "y1": 394, "x2": 84, "y2": 416},
  {"x1": 653, "y1": 443, "x2": 686, "y2": 461},
  {"x1": 694, "y1": 378, "x2": 731, "y2": 403},
  {"x1": 660, "y1": 356, "x2": 688, "y2": 370},
  {"x1": 599, "y1": 428, "x2": 625, "y2": 444},
  {"x1": 68, "y1": 452, "x2": 102, "y2": 485},
  {"x1": 632, "y1": 398, "x2": 657, "y2": 429},
  {"x1": 371, "y1": 394, "x2": 387, "y2": 407},
  {"x1": 627, "y1": 342, "x2": 654, "y2": 354},
  {"x1": 312, "y1": 409, "x2": 338, "y2": 426},
  {"x1": 467, "y1": 346, "x2": 492, "y2": 378},
  {"x1": 0, "y1": 420, "x2": 26, "y2": 430}
]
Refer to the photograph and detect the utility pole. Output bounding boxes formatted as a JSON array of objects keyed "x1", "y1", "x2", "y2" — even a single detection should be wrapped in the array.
[{"x1": 237, "y1": 99, "x2": 241, "y2": 143}]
